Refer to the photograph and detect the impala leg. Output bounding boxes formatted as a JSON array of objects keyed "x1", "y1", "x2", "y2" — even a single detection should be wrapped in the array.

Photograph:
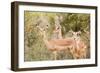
[{"x1": 53, "y1": 51, "x2": 57, "y2": 60}]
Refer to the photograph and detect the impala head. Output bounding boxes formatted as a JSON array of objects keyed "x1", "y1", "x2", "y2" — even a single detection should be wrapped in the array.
[
  {"x1": 53, "y1": 24, "x2": 61, "y2": 32},
  {"x1": 36, "y1": 23, "x2": 49, "y2": 37},
  {"x1": 54, "y1": 15, "x2": 62, "y2": 30},
  {"x1": 36, "y1": 15, "x2": 49, "y2": 35},
  {"x1": 69, "y1": 30, "x2": 81, "y2": 41}
]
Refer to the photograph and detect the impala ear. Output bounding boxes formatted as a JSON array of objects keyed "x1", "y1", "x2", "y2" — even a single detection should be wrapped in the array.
[
  {"x1": 77, "y1": 31, "x2": 81, "y2": 35},
  {"x1": 69, "y1": 30, "x2": 74, "y2": 35}
]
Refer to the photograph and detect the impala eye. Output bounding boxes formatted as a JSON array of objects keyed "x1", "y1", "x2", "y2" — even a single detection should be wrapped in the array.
[
  {"x1": 46, "y1": 25, "x2": 48, "y2": 26},
  {"x1": 57, "y1": 27, "x2": 59, "y2": 29},
  {"x1": 78, "y1": 34, "x2": 80, "y2": 36}
]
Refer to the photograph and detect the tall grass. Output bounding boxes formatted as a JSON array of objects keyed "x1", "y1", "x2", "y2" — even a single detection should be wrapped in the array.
[{"x1": 24, "y1": 11, "x2": 90, "y2": 61}]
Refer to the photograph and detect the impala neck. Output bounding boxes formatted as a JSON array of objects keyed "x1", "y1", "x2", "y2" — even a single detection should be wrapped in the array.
[{"x1": 42, "y1": 31, "x2": 49, "y2": 45}]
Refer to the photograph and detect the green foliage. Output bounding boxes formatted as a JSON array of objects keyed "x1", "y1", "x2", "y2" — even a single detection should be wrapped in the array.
[{"x1": 24, "y1": 11, "x2": 90, "y2": 61}]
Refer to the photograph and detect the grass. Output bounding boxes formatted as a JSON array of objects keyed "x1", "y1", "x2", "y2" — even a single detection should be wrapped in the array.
[{"x1": 24, "y1": 11, "x2": 90, "y2": 61}]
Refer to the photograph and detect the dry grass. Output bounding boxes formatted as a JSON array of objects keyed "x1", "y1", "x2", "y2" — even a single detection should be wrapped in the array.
[{"x1": 24, "y1": 11, "x2": 90, "y2": 61}]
